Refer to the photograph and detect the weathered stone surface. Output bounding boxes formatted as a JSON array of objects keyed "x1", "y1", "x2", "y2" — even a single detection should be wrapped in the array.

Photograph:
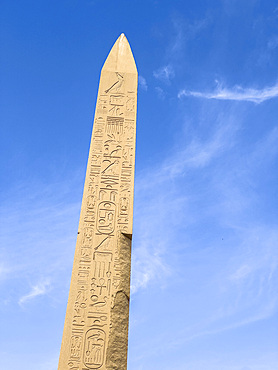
[{"x1": 58, "y1": 34, "x2": 137, "y2": 370}]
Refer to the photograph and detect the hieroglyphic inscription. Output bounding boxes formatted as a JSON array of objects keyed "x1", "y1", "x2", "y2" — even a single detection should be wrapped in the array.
[
  {"x1": 59, "y1": 61, "x2": 137, "y2": 370},
  {"x1": 58, "y1": 33, "x2": 137, "y2": 370}
]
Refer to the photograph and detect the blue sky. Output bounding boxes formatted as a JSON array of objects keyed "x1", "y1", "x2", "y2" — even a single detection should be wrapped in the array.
[{"x1": 1, "y1": 0, "x2": 278, "y2": 369}]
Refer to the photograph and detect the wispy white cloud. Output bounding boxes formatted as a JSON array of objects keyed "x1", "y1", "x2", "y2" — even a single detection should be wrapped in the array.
[
  {"x1": 268, "y1": 36, "x2": 278, "y2": 50},
  {"x1": 172, "y1": 297, "x2": 277, "y2": 347},
  {"x1": 138, "y1": 75, "x2": 148, "y2": 91},
  {"x1": 169, "y1": 15, "x2": 211, "y2": 56},
  {"x1": 129, "y1": 104, "x2": 278, "y2": 370},
  {"x1": 2, "y1": 100, "x2": 277, "y2": 370},
  {"x1": 0, "y1": 172, "x2": 83, "y2": 305},
  {"x1": 131, "y1": 218, "x2": 278, "y2": 365},
  {"x1": 230, "y1": 264, "x2": 252, "y2": 281},
  {"x1": 170, "y1": 18, "x2": 184, "y2": 54},
  {"x1": 131, "y1": 251, "x2": 170, "y2": 294},
  {"x1": 172, "y1": 352, "x2": 278, "y2": 370},
  {"x1": 141, "y1": 117, "x2": 238, "y2": 184},
  {"x1": 154, "y1": 86, "x2": 166, "y2": 100},
  {"x1": 131, "y1": 115, "x2": 239, "y2": 296},
  {"x1": 19, "y1": 279, "x2": 51, "y2": 305},
  {"x1": 178, "y1": 81, "x2": 278, "y2": 103},
  {"x1": 166, "y1": 126, "x2": 232, "y2": 172},
  {"x1": 153, "y1": 64, "x2": 175, "y2": 83}
]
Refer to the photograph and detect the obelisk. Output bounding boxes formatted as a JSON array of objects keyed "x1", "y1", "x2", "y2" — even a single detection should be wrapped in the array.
[{"x1": 58, "y1": 34, "x2": 137, "y2": 370}]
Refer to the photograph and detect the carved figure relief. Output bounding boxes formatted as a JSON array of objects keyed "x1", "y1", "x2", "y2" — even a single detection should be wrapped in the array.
[
  {"x1": 97, "y1": 95, "x2": 108, "y2": 114},
  {"x1": 108, "y1": 93, "x2": 124, "y2": 116},
  {"x1": 83, "y1": 228, "x2": 94, "y2": 244},
  {"x1": 92, "y1": 154, "x2": 101, "y2": 166},
  {"x1": 80, "y1": 246, "x2": 92, "y2": 263},
  {"x1": 126, "y1": 92, "x2": 135, "y2": 112},
  {"x1": 94, "y1": 236, "x2": 112, "y2": 252},
  {"x1": 104, "y1": 140, "x2": 122, "y2": 159},
  {"x1": 101, "y1": 159, "x2": 120, "y2": 176},
  {"x1": 105, "y1": 72, "x2": 124, "y2": 94},
  {"x1": 94, "y1": 117, "x2": 105, "y2": 138},
  {"x1": 87, "y1": 195, "x2": 96, "y2": 209},
  {"x1": 70, "y1": 335, "x2": 82, "y2": 359},
  {"x1": 119, "y1": 197, "x2": 129, "y2": 218}
]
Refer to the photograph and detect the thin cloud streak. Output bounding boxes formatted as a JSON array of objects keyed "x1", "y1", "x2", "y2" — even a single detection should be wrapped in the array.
[
  {"x1": 173, "y1": 298, "x2": 277, "y2": 347},
  {"x1": 153, "y1": 64, "x2": 175, "y2": 83},
  {"x1": 169, "y1": 15, "x2": 211, "y2": 57},
  {"x1": 131, "y1": 116, "x2": 239, "y2": 295},
  {"x1": 178, "y1": 82, "x2": 278, "y2": 103},
  {"x1": 129, "y1": 107, "x2": 278, "y2": 370},
  {"x1": 155, "y1": 86, "x2": 166, "y2": 100},
  {"x1": 138, "y1": 75, "x2": 148, "y2": 91},
  {"x1": 19, "y1": 279, "x2": 51, "y2": 305},
  {"x1": 137, "y1": 117, "x2": 238, "y2": 190}
]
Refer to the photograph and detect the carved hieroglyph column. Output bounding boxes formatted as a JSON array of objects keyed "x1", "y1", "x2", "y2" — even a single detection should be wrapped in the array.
[{"x1": 58, "y1": 34, "x2": 137, "y2": 370}]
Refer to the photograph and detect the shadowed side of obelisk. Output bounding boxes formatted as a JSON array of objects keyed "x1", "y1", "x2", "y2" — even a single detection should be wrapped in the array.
[
  {"x1": 105, "y1": 233, "x2": 132, "y2": 370},
  {"x1": 58, "y1": 34, "x2": 137, "y2": 370}
]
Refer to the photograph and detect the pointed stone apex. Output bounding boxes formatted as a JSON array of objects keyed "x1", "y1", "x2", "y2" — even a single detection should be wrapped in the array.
[{"x1": 102, "y1": 34, "x2": 137, "y2": 74}]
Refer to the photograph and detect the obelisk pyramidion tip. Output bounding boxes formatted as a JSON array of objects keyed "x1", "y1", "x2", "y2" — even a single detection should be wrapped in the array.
[{"x1": 102, "y1": 34, "x2": 137, "y2": 74}]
